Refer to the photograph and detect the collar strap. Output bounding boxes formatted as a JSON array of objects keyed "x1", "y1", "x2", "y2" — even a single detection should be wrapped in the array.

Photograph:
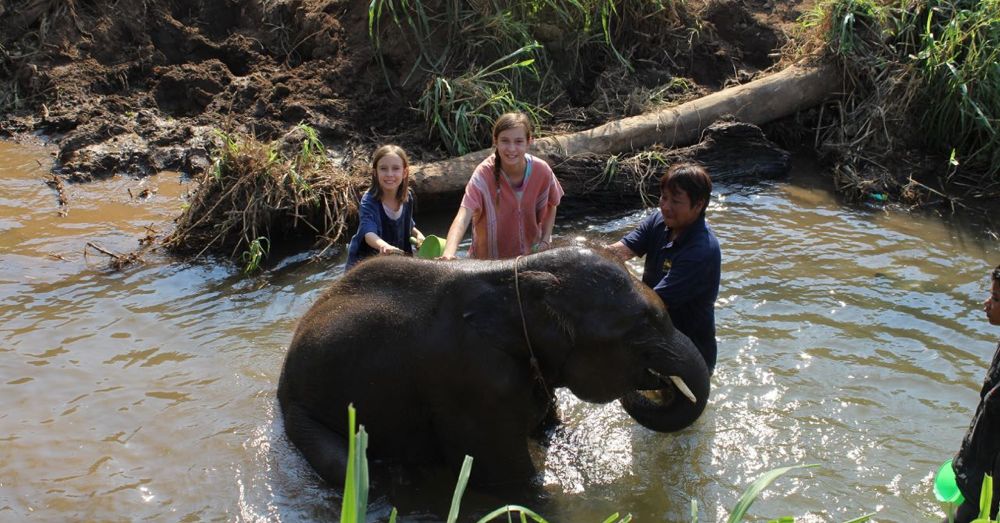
[{"x1": 513, "y1": 255, "x2": 554, "y2": 403}]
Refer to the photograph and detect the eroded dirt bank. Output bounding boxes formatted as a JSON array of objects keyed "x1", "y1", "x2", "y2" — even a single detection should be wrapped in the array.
[{"x1": 1, "y1": 0, "x2": 806, "y2": 182}]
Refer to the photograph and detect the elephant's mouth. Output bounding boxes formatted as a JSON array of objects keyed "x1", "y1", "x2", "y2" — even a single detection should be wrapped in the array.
[
  {"x1": 621, "y1": 367, "x2": 708, "y2": 433},
  {"x1": 638, "y1": 369, "x2": 697, "y2": 405},
  {"x1": 637, "y1": 387, "x2": 675, "y2": 406},
  {"x1": 622, "y1": 334, "x2": 710, "y2": 433}
]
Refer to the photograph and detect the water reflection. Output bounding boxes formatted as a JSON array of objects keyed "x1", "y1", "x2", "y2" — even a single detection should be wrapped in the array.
[{"x1": 0, "y1": 141, "x2": 998, "y2": 521}]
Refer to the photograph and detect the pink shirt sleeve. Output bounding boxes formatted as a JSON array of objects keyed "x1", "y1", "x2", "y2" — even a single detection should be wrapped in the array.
[
  {"x1": 460, "y1": 163, "x2": 490, "y2": 211},
  {"x1": 530, "y1": 157, "x2": 563, "y2": 211},
  {"x1": 547, "y1": 168, "x2": 564, "y2": 207}
]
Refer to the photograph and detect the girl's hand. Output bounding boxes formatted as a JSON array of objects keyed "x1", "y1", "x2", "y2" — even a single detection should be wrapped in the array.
[
  {"x1": 534, "y1": 239, "x2": 551, "y2": 252},
  {"x1": 379, "y1": 244, "x2": 403, "y2": 255}
]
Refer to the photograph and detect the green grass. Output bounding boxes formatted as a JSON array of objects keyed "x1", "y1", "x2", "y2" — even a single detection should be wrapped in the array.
[
  {"x1": 802, "y1": 0, "x2": 1000, "y2": 196},
  {"x1": 241, "y1": 236, "x2": 269, "y2": 274},
  {"x1": 801, "y1": 0, "x2": 887, "y2": 57},
  {"x1": 971, "y1": 474, "x2": 996, "y2": 523},
  {"x1": 418, "y1": 44, "x2": 548, "y2": 155},
  {"x1": 367, "y1": 0, "x2": 688, "y2": 153},
  {"x1": 903, "y1": 0, "x2": 1000, "y2": 174}
]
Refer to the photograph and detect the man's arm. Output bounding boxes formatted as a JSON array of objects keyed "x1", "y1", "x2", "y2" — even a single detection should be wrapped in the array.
[{"x1": 605, "y1": 241, "x2": 637, "y2": 262}]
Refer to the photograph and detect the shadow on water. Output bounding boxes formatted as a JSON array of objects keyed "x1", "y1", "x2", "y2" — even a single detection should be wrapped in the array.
[{"x1": 1, "y1": 140, "x2": 999, "y2": 522}]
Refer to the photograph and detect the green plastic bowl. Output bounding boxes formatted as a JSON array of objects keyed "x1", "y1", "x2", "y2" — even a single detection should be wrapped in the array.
[
  {"x1": 415, "y1": 235, "x2": 447, "y2": 259},
  {"x1": 934, "y1": 458, "x2": 965, "y2": 504}
]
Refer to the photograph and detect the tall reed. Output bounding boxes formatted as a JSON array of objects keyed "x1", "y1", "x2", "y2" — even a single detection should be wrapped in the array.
[
  {"x1": 800, "y1": 0, "x2": 1000, "y2": 201},
  {"x1": 367, "y1": 0, "x2": 687, "y2": 153}
]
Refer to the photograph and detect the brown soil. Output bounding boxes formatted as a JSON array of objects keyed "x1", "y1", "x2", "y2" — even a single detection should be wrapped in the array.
[{"x1": 0, "y1": 0, "x2": 814, "y2": 184}]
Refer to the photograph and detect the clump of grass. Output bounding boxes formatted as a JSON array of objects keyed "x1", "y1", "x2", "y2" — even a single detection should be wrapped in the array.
[
  {"x1": 797, "y1": 0, "x2": 1000, "y2": 205},
  {"x1": 368, "y1": 0, "x2": 690, "y2": 153},
  {"x1": 419, "y1": 44, "x2": 548, "y2": 155},
  {"x1": 241, "y1": 237, "x2": 269, "y2": 274},
  {"x1": 164, "y1": 125, "x2": 361, "y2": 264},
  {"x1": 903, "y1": 1, "x2": 1000, "y2": 183},
  {"x1": 800, "y1": 0, "x2": 887, "y2": 58}
]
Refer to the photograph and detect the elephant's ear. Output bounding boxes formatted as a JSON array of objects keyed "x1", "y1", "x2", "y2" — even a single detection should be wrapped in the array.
[{"x1": 517, "y1": 270, "x2": 561, "y2": 300}]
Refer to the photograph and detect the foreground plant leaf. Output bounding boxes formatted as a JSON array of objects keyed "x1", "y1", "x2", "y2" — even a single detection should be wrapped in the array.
[{"x1": 726, "y1": 464, "x2": 819, "y2": 523}]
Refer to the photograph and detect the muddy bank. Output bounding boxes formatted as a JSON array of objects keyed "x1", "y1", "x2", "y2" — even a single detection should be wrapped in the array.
[
  {"x1": 2, "y1": 0, "x2": 388, "y2": 180},
  {"x1": 0, "y1": 0, "x2": 802, "y2": 182}
]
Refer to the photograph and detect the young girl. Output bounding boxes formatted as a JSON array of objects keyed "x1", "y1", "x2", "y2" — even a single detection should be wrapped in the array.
[
  {"x1": 345, "y1": 145, "x2": 424, "y2": 270},
  {"x1": 441, "y1": 112, "x2": 564, "y2": 260}
]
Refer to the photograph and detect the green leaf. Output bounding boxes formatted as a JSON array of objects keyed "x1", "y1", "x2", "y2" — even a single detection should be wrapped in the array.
[
  {"x1": 976, "y1": 474, "x2": 994, "y2": 521},
  {"x1": 726, "y1": 464, "x2": 820, "y2": 523},
  {"x1": 356, "y1": 425, "x2": 370, "y2": 518},
  {"x1": 446, "y1": 455, "x2": 474, "y2": 523},
  {"x1": 340, "y1": 404, "x2": 358, "y2": 523},
  {"x1": 475, "y1": 505, "x2": 549, "y2": 523}
]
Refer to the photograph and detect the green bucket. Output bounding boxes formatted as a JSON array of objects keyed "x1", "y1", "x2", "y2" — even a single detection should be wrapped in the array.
[
  {"x1": 934, "y1": 458, "x2": 965, "y2": 505},
  {"x1": 414, "y1": 235, "x2": 447, "y2": 259}
]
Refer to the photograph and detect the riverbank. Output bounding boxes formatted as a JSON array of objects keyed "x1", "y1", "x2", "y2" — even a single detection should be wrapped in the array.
[
  {"x1": 0, "y1": 0, "x2": 798, "y2": 178},
  {"x1": 3, "y1": 0, "x2": 997, "y2": 263}
]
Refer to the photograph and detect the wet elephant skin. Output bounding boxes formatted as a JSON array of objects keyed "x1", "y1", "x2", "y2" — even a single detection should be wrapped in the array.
[{"x1": 277, "y1": 246, "x2": 711, "y2": 487}]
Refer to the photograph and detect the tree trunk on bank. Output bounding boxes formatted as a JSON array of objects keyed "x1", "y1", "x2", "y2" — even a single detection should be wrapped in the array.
[
  {"x1": 411, "y1": 60, "x2": 842, "y2": 205},
  {"x1": 552, "y1": 119, "x2": 792, "y2": 214}
]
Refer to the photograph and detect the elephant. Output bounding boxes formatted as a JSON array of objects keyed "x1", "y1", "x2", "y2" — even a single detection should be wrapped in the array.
[{"x1": 277, "y1": 246, "x2": 711, "y2": 488}]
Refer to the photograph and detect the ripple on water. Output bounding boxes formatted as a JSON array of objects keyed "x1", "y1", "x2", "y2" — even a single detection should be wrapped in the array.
[{"x1": 1, "y1": 145, "x2": 998, "y2": 522}]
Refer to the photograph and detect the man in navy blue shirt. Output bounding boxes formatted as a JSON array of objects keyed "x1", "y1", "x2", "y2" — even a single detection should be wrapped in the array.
[{"x1": 606, "y1": 163, "x2": 722, "y2": 373}]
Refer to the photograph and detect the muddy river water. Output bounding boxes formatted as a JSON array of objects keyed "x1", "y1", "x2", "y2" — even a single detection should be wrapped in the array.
[{"x1": 1, "y1": 140, "x2": 998, "y2": 522}]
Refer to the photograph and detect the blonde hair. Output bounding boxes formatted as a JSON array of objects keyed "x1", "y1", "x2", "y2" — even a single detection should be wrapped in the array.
[
  {"x1": 369, "y1": 144, "x2": 410, "y2": 204},
  {"x1": 491, "y1": 112, "x2": 534, "y2": 206}
]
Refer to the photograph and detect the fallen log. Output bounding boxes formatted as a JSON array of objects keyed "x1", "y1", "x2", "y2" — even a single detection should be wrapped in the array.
[
  {"x1": 552, "y1": 119, "x2": 792, "y2": 215},
  {"x1": 411, "y1": 60, "x2": 841, "y2": 204}
]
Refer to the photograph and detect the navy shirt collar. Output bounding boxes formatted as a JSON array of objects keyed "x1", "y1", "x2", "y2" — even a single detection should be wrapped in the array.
[{"x1": 662, "y1": 214, "x2": 707, "y2": 249}]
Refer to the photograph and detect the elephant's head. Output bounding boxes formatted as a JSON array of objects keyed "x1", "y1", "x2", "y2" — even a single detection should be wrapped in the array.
[{"x1": 516, "y1": 246, "x2": 710, "y2": 432}]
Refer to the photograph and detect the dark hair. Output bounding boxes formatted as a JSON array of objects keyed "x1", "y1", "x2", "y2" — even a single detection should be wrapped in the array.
[
  {"x1": 993, "y1": 264, "x2": 1000, "y2": 282},
  {"x1": 369, "y1": 144, "x2": 410, "y2": 204},
  {"x1": 491, "y1": 112, "x2": 534, "y2": 206},
  {"x1": 660, "y1": 162, "x2": 712, "y2": 217}
]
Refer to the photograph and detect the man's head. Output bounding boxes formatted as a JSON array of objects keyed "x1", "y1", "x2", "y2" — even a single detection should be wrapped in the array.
[
  {"x1": 659, "y1": 163, "x2": 712, "y2": 231},
  {"x1": 986, "y1": 264, "x2": 1000, "y2": 326}
]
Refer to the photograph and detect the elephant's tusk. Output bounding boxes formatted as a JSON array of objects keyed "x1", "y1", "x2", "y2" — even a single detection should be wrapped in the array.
[
  {"x1": 649, "y1": 369, "x2": 698, "y2": 404},
  {"x1": 668, "y1": 375, "x2": 697, "y2": 404}
]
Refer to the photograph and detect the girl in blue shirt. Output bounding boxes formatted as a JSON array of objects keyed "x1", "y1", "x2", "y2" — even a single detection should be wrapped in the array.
[{"x1": 345, "y1": 145, "x2": 424, "y2": 270}]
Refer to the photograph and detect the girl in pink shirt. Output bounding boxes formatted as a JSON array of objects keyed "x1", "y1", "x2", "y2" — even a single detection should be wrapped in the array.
[{"x1": 441, "y1": 113, "x2": 564, "y2": 260}]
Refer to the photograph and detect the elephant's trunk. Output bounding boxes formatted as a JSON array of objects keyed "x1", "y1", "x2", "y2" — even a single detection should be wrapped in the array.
[{"x1": 621, "y1": 328, "x2": 711, "y2": 432}]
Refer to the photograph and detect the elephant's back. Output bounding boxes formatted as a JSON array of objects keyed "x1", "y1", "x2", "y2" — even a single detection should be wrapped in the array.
[{"x1": 278, "y1": 259, "x2": 449, "y2": 430}]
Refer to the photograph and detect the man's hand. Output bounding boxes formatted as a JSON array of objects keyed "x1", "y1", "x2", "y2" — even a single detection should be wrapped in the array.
[{"x1": 605, "y1": 241, "x2": 637, "y2": 262}]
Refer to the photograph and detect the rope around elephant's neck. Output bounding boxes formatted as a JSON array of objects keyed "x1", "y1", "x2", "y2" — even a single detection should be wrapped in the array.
[{"x1": 514, "y1": 256, "x2": 554, "y2": 407}]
